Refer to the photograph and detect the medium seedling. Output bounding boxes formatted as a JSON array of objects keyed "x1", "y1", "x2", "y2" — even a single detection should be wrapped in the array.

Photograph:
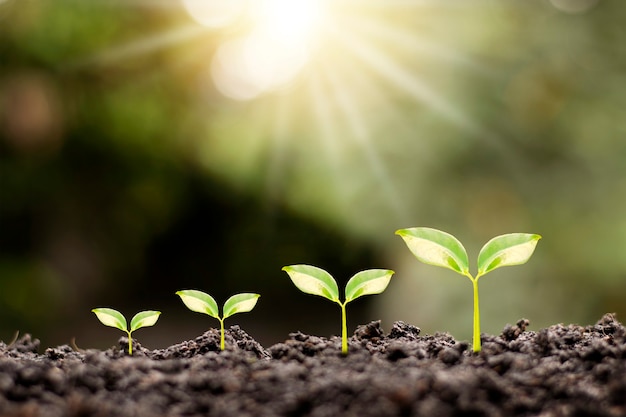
[
  {"x1": 91, "y1": 308, "x2": 161, "y2": 355},
  {"x1": 282, "y1": 265, "x2": 394, "y2": 355},
  {"x1": 176, "y1": 290, "x2": 260, "y2": 350},
  {"x1": 395, "y1": 227, "x2": 541, "y2": 353}
]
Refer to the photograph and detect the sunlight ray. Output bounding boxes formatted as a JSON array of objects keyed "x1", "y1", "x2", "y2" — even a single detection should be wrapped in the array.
[
  {"x1": 329, "y1": 26, "x2": 486, "y2": 138},
  {"x1": 343, "y1": 15, "x2": 495, "y2": 78},
  {"x1": 65, "y1": 25, "x2": 206, "y2": 70},
  {"x1": 307, "y1": 72, "x2": 341, "y2": 175},
  {"x1": 333, "y1": 14, "x2": 527, "y2": 163},
  {"x1": 316, "y1": 60, "x2": 410, "y2": 224},
  {"x1": 303, "y1": 70, "x2": 357, "y2": 223},
  {"x1": 308, "y1": 48, "x2": 439, "y2": 169},
  {"x1": 265, "y1": 93, "x2": 292, "y2": 202},
  {"x1": 182, "y1": 0, "x2": 247, "y2": 28},
  {"x1": 328, "y1": 22, "x2": 524, "y2": 169}
]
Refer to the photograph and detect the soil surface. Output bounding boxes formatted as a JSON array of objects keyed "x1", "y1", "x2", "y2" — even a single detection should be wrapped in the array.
[{"x1": 1, "y1": 314, "x2": 625, "y2": 417}]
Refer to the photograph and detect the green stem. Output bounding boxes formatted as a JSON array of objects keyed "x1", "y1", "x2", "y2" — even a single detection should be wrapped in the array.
[
  {"x1": 126, "y1": 330, "x2": 133, "y2": 355},
  {"x1": 472, "y1": 278, "x2": 481, "y2": 353},
  {"x1": 219, "y1": 318, "x2": 225, "y2": 351},
  {"x1": 340, "y1": 302, "x2": 348, "y2": 355}
]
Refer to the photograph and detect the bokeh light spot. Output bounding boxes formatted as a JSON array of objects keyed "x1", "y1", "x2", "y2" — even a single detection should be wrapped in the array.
[
  {"x1": 208, "y1": 0, "x2": 326, "y2": 101},
  {"x1": 210, "y1": 38, "x2": 265, "y2": 101},
  {"x1": 211, "y1": 34, "x2": 308, "y2": 101},
  {"x1": 0, "y1": 73, "x2": 64, "y2": 154}
]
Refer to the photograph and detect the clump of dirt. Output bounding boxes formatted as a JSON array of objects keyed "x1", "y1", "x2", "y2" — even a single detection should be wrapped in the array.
[{"x1": 1, "y1": 315, "x2": 626, "y2": 416}]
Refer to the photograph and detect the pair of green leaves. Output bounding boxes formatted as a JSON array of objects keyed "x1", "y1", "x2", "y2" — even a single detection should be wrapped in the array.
[
  {"x1": 175, "y1": 290, "x2": 260, "y2": 350},
  {"x1": 92, "y1": 308, "x2": 161, "y2": 355},
  {"x1": 283, "y1": 265, "x2": 394, "y2": 303},
  {"x1": 282, "y1": 265, "x2": 394, "y2": 354},
  {"x1": 395, "y1": 227, "x2": 541, "y2": 279}
]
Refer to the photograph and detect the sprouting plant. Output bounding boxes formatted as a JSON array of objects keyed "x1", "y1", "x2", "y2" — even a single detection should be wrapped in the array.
[
  {"x1": 395, "y1": 227, "x2": 541, "y2": 353},
  {"x1": 176, "y1": 290, "x2": 260, "y2": 350},
  {"x1": 282, "y1": 265, "x2": 394, "y2": 355},
  {"x1": 91, "y1": 308, "x2": 161, "y2": 355}
]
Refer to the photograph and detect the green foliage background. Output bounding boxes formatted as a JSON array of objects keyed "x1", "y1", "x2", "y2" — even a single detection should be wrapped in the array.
[{"x1": 1, "y1": 0, "x2": 626, "y2": 348}]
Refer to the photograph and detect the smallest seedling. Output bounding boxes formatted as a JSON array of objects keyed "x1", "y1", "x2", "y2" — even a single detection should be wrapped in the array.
[
  {"x1": 176, "y1": 290, "x2": 260, "y2": 350},
  {"x1": 92, "y1": 308, "x2": 161, "y2": 355}
]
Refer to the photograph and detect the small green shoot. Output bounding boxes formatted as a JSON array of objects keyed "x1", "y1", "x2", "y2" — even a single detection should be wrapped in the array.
[
  {"x1": 396, "y1": 227, "x2": 541, "y2": 353},
  {"x1": 91, "y1": 308, "x2": 161, "y2": 355},
  {"x1": 176, "y1": 290, "x2": 260, "y2": 350},
  {"x1": 282, "y1": 265, "x2": 394, "y2": 355}
]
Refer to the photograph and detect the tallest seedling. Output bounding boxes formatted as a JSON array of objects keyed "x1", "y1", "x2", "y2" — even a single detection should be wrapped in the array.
[{"x1": 396, "y1": 227, "x2": 541, "y2": 352}]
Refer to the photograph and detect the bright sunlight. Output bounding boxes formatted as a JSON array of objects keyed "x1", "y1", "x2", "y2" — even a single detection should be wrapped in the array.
[
  {"x1": 251, "y1": 0, "x2": 325, "y2": 44},
  {"x1": 71, "y1": 0, "x2": 496, "y2": 235},
  {"x1": 184, "y1": 0, "x2": 328, "y2": 100}
]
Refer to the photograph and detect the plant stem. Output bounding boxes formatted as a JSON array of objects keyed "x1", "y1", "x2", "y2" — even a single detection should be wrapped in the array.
[
  {"x1": 472, "y1": 278, "x2": 481, "y2": 353},
  {"x1": 126, "y1": 331, "x2": 133, "y2": 355},
  {"x1": 219, "y1": 318, "x2": 225, "y2": 350},
  {"x1": 340, "y1": 302, "x2": 348, "y2": 355}
]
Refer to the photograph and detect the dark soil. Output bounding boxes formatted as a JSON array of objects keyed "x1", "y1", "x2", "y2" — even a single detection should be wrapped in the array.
[{"x1": 1, "y1": 314, "x2": 626, "y2": 417}]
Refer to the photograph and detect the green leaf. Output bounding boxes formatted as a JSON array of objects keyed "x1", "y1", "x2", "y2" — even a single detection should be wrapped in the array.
[
  {"x1": 345, "y1": 269, "x2": 394, "y2": 303},
  {"x1": 92, "y1": 308, "x2": 127, "y2": 332},
  {"x1": 223, "y1": 293, "x2": 260, "y2": 319},
  {"x1": 477, "y1": 233, "x2": 541, "y2": 276},
  {"x1": 396, "y1": 227, "x2": 470, "y2": 275},
  {"x1": 130, "y1": 310, "x2": 161, "y2": 332},
  {"x1": 282, "y1": 265, "x2": 339, "y2": 302},
  {"x1": 176, "y1": 290, "x2": 220, "y2": 319}
]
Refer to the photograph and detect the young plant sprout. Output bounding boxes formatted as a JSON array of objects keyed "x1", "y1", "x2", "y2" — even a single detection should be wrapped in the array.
[
  {"x1": 395, "y1": 227, "x2": 541, "y2": 353},
  {"x1": 282, "y1": 265, "x2": 394, "y2": 355},
  {"x1": 91, "y1": 308, "x2": 161, "y2": 355},
  {"x1": 176, "y1": 290, "x2": 260, "y2": 350}
]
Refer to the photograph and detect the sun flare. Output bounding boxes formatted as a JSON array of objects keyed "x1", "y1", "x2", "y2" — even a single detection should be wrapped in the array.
[
  {"x1": 76, "y1": 0, "x2": 489, "y2": 233},
  {"x1": 175, "y1": 0, "x2": 485, "y2": 226},
  {"x1": 251, "y1": 0, "x2": 326, "y2": 46},
  {"x1": 205, "y1": 0, "x2": 329, "y2": 100}
]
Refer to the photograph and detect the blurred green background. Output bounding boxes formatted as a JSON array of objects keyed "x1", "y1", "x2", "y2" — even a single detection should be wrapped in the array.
[{"x1": 2, "y1": 0, "x2": 626, "y2": 350}]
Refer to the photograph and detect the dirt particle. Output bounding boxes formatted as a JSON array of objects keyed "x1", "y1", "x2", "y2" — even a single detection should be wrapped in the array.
[
  {"x1": 389, "y1": 321, "x2": 421, "y2": 340},
  {"x1": 354, "y1": 320, "x2": 384, "y2": 340},
  {"x1": 502, "y1": 319, "x2": 530, "y2": 341}
]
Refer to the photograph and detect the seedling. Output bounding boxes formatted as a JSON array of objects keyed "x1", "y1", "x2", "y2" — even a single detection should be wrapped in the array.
[
  {"x1": 395, "y1": 227, "x2": 541, "y2": 353},
  {"x1": 282, "y1": 265, "x2": 394, "y2": 355},
  {"x1": 91, "y1": 308, "x2": 161, "y2": 355},
  {"x1": 176, "y1": 290, "x2": 260, "y2": 350}
]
